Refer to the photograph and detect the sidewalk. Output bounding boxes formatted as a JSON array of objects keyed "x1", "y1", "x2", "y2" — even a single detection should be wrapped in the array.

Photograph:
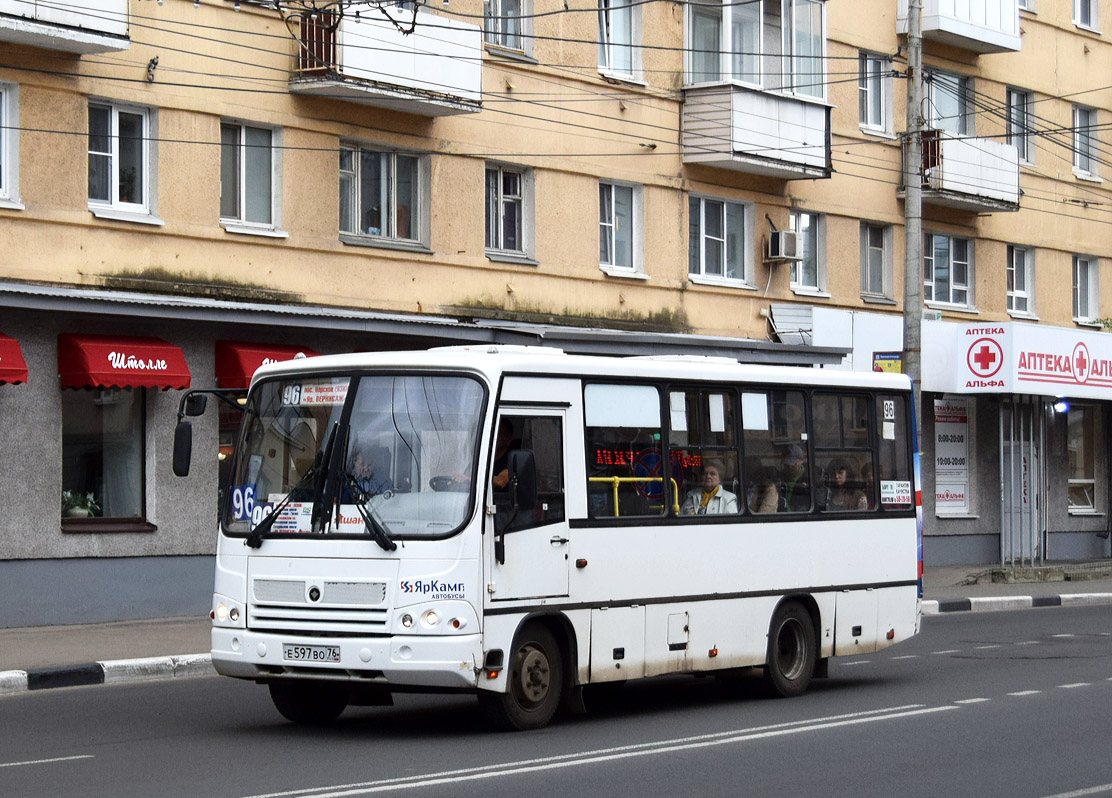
[{"x1": 2, "y1": 562, "x2": 1111, "y2": 696}]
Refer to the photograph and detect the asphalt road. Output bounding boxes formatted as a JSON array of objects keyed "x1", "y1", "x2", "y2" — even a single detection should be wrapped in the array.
[{"x1": 2, "y1": 606, "x2": 1111, "y2": 798}]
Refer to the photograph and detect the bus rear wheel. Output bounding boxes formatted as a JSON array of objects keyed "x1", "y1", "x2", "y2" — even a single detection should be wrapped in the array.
[
  {"x1": 479, "y1": 623, "x2": 563, "y2": 731},
  {"x1": 763, "y1": 601, "x2": 816, "y2": 698},
  {"x1": 268, "y1": 681, "x2": 350, "y2": 725}
]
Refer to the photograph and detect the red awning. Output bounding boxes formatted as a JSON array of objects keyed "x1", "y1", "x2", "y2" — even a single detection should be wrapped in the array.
[
  {"x1": 215, "y1": 340, "x2": 321, "y2": 389},
  {"x1": 58, "y1": 333, "x2": 191, "y2": 390},
  {"x1": 0, "y1": 333, "x2": 28, "y2": 385}
]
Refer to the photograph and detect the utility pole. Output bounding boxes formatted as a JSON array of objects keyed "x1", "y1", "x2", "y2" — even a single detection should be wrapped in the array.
[{"x1": 904, "y1": 0, "x2": 924, "y2": 439}]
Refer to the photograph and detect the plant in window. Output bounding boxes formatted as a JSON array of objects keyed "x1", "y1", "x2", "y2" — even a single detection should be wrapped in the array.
[{"x1": 62, "y1": 490, "x2": 100, "y2": 518}]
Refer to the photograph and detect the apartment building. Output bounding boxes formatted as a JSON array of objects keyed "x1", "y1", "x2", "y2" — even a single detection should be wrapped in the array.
[{"x1": 0, "y1": 0, "x2": 1108, "y2": 625}]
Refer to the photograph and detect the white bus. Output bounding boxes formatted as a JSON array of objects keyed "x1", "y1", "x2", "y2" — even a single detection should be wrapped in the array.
[{"x1": 176, "y1": 346, "x2": 921, "y2": 730}]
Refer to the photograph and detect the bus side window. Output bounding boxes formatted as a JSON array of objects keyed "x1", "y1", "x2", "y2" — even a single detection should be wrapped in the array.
[
  {"x1": 585, "y1": 383, "x2": 664, "y2": 518},
  {"x1": 668, "y1": 388, "x2": 739, "y2": 516},
  {"x1": 743, "y1": 390, "x2": 809, "y2": 513},
  {"x1": 813, "y1": 393, "x2": 874, "y2": 513},
  {"x1": 876, "y1": 394, "x2": 912, "y2": 509},
  {"x1": 498, "y1": 416, "x2": 565, "y2": 533}
]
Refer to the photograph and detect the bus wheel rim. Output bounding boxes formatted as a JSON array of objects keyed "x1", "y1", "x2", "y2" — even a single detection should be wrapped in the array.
[
  {"x1": 515, "y1": 646, "x2": 551, "y2": 707},
  {"x1": 775, "y1": 618, "x2": 806, "y2": 681}
]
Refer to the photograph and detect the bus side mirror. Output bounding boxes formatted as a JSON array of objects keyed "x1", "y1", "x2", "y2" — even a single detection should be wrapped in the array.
[
  {"x1": 507, "y1": 450, "x2": 537, "y2": 510},
  {"x1": 184, "y1": 393, "x2": 208, "y2": 417},
  {"x1": 173, "y1": 421, "x2": 193, "y2": 477}
]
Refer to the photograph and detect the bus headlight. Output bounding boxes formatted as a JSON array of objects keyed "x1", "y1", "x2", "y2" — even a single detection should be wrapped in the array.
[
  {"x1": 422, "y1": 610, "x2": 439, "y2": 628},
  {"x1": 210, "y1": 595, "x2": 245, "y2": 628},
  {"x1": 401, "y1": 614, "x2": 414, "y2": 628}
]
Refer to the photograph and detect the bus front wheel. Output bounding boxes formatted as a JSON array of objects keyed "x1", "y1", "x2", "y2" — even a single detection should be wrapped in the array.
[
  {"x1": 763, "y1": 601, "x2": 816, "y2": 698},
  {"x1": 268, "y1": 681, "x2": 349, "y2": 725},
  {"x1": 479, "y1": 623, "x2": 563, "y2": 731}
]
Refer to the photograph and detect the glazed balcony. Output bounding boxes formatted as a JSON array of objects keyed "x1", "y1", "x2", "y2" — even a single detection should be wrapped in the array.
[
  {"x1": 902, "y1": 130, "x2": 1020, "y2": 212},
  {"x1": 288, "y1": 6, "x2": 481, "y2": 117},
  {"x1": 0, "y1": 0, "x2": 128, "y2": 54},
  {"x1": 898, "y1": 0, "x2": 1021, "y2": 54}
]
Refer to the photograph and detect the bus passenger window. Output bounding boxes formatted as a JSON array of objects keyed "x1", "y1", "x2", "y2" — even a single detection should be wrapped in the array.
[
  {"x1": 813, "y1": 394, "x2": 874, "y2": 513},
  {"x1": 585, "y1": 384, "x2": 664, "y2": 518},
  {"x1": 743, "y1": 390, "x2": 810, "y2": 513},
  {"x1": 668, "y1": 388, "x2": 739, "y2": 516},
  {"x1": 876, "y1": 394, "x2": 912, "y2": 509}
]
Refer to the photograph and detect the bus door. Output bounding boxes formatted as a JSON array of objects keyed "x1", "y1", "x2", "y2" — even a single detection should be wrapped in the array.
[{"x1": 487, "y1": 405, "x2": 571, "y2": 601}]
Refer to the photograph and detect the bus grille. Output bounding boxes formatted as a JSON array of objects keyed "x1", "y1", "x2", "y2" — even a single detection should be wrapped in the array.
[{"x1": 249, "y1": 578, "x2": 390, "y2": 635}]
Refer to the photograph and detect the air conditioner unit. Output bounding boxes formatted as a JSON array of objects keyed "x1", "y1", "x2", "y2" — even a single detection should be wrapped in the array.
[{"x1": 766, "y1": 230, "x2": 803, "y2": 262}]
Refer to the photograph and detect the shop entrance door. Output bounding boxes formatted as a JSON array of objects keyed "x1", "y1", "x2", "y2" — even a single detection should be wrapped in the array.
[{"x1": 1001, "y1": 397, "x2": 1047, "y2": 565}]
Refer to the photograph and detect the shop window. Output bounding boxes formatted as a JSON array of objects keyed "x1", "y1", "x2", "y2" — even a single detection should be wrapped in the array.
[
  {"x1": 1068, "y1": 404, "x2": 1097, "y2": 512},
  {"x1": 585, "y1": 383, "x2": 664, "y2": 518},
  {"x1": 61, "y1": 388, "x2": 146, "y2": 522},
  {"x1": 668, "y1": 388, "x2": 739, "y2": 515},
  {"x1": 742, "y1": 389, "x2": 810, "y2": 513}
]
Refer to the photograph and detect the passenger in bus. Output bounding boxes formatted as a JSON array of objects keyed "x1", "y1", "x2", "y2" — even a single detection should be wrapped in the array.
[
  {"x1": 824, "y1": 459, "x2": 867, "y2": 511},
  {"x1": 681, "y1": 459, "x2": 738, "y2": 515},
  {"x1": 745, "y1": 462, "x2": 780, "y2": 514},
  {"x1": 491, "y1": 418, "x2": 514, "y2": 490},
  {"x1": 779, "y1": 445, "x2": 808, "y2": 512},
  {"x1": 859, "y1": 461, "x2": 877, "y2": 510}
]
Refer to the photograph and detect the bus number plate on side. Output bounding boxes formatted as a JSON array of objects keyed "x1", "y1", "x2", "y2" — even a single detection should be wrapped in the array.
[{"x1": 283, "y1": 644, "x2": 341, "y2": 663}]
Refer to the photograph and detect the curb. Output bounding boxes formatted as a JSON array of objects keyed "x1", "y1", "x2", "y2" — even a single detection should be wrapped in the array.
[
  {"x1": 0, "y1": 654, "x2": 214, "y2": 697},
  {"x1": 922, "y1": 593, "x2": 1112, "y2": 615}
]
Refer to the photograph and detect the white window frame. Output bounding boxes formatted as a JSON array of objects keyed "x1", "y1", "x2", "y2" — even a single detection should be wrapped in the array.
[
  {"x1": 0, "y1": 82, "x2": 22, "y2": 210},
  {"x1": 1018, "y1": 0, "x2": 1034, "y2": 10},
  {"x1": 485, "y1": 163, "x2": 534, "y2": 260},
  {"x1": 220, "y1": 120, "x2": 286, "y2": 237},
  {"x1": 859, "y1": 52, "x2": 892, "y2": 135},
  {"x1": 789, "y1": 209, "x2": 825, "y2": 294},
  {"x1": 1073, "y1": 105, "x2": 1098, "y2": 179},
  {"x1": 688, "y1": 194, "x2": 753, "y2": 286},
  {"x1": 860, "y1": 222, "x2": 893, "y2": 300},
  {"x1": 88, "y1": 100, "x2": 159, "y2": 223},
  {"x1": 1073, "y1": 254, "x2": 1099, "y2": 323},
  {"x1": 339, "y1": 144, "x2": 428, "y2": 248},
  {"x1": 484, "y1": 0, "x2": 531, "y2": 55},
  {"x1": 598, "y1": 0, "x2": 640, "y2": 80},
  {"x1": 685, "y1": 0, "x2": 826, "y2": 100},
  {"x1": 598, "y1": 180, "x2": 643, "y2": 276},
  {"x1": 925, "y1": 70, "x2": 971, "y2": 135},
  {"x1": 1007, "y1": 88, "x2": 1034, "y2": 165},
  {"x1": 924, "y1": 232, "x2": 973, "y2": 308},
  {"x1": 1074, "y1": 0, "x2": 1098, "y2": 30},
  {"x1": 1006, "y1": 245, "x2": 1035, "y2": 317}
]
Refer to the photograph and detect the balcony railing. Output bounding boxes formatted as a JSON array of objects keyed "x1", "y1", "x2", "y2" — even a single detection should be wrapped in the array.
[
  {"x1": 289, "y1": 5, "x2": 481, "y2": 117},
  {"x1": 682, "y1": 84, "x2": 831, "y2": 180},
  {"x1": 898, "y1": 0, "x2": 1021, "y2": 54},
  {"x1": 903, "y1": 130, "x2": 1020, "y2": 211},
  {"x1": 0, "y1": 0, "x2": 128, "y2": 53}
]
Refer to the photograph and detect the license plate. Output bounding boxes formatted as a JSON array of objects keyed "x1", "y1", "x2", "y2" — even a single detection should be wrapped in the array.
[{"x1": 282, "y1": 644, "x2": 340, "y2": 663}]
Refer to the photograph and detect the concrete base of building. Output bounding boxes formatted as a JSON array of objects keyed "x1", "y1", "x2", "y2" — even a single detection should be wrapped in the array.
[
  {"x1": 0, "y1": 556, "x2": 214, "y2": 629},
  {"x1": 925, "y1": 532, "x2": 1112, "y2": 566}
]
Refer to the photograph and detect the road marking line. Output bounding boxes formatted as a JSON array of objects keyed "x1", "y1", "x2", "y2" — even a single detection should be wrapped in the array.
[
  {"x1": 1058, "y1": 683, "x2": 1090, "y2": 689},
  {"x1": 955, "y1": 698, "x2": 989, "y2": 704},
  {"x1": 975, "y1": 645, "x2": 1000, "y2": 650},
  {"x1": 1016, "y1": 641, "x2": 1040, "y2": 646},
  {"x1": 840, "y1": 660, "x2": 871, "y2": 666},
  {"x1": 240, "y1": 705, "x2": 957, "y2": 798},
  {"x1": 1039, "y1": 782, "x2": 1112, "y2": 797},
  {"x1": 1009, "y1": 690, "x2": 1041, "y2": 696},
  {"x1": 932, "y1": 649, "x2": 960, "y2": 655},
  {"x1": 0, "y1": 755, "x2": 94, "y2": 769},
  {"x1": 891, "y1": 655, "x2": 918, "y2": 660},
  {"x1": 1052, "y1": 634, "x2": 1075, "y2": 638}
]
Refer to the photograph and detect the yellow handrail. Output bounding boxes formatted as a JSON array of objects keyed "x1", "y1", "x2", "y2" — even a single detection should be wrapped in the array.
[{"x1": 589, "y1": 476, "x2": 681, "y2": 517}]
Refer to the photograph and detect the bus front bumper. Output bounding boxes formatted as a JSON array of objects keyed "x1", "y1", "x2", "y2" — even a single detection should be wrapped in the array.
[{"x1": 211, "y1": 627, "x2": 482, "y2": 689}]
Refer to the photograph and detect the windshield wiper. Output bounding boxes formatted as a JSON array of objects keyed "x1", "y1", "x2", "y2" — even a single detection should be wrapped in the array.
[
  {"x1": 343, "y1": 474, "x2": 397, "y2": 552},
  {"x1": 244, "y1": 422, "x2": 338, "y2": 549}
]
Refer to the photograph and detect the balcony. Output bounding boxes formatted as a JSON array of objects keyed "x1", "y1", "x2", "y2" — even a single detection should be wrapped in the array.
[
  {"x1": 902, "y1": 131, "x2": 1020, "y2": 212},
  {"x1": 0, "y1": 0, "x2": 128, "y2": 54},
  {"x1": 682, "y1": 85, "x2": 831, "y2": 180},
  {"x1": 898, "y1": 0, "x2": 1021, "y2": 54},
  {"x1": 288, "y1": 6, "x2": 481, "y2": 117}
]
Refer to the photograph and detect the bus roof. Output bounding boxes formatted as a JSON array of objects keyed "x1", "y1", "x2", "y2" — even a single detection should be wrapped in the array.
[{"x1": 250, "y1": 345, "x2": 913, "y2": 392}]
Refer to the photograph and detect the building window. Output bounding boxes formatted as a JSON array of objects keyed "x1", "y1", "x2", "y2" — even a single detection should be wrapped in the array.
[
  {"x1": 1073, "y1": 105, "x2": 1097, "y2": 178},
  {"x1": 1074, "y1": 0, "x2": 1097, "y2": 29},
  {"x1": 859, "y1": 53, "x2": 891, "y2": 134},
  {"x1": 1018, "y1": 0, "x2": 1033, "y2": 10},
  {"x1": 860, "y1": 223, "x2": 891, "y2": 299},
  {"x1": 61, "y1": 388, "x2": 145, "y2": 521},
  {"x1": 1068, "y1": 404, "x2": 1097, "y2": 512},
  {"x1": 925, "y1": 71, "x2": 971, "y2": 135},
  {"x1": 924, "y1": 233, "x2": 972, "y2": 307},
  {"x1": 1007, "y1": 89, "x2": 1033, "y2": 164},
  {"x1": 1007, "y1": 245, "x2": 1034, "y2": 316},
  {"x1": 598, "y1": 0, "x2": 636, "y2": 77},
  {"x1": 789, "y1": 210, "x2": 822, "y2": 292},
  {"x1": 1073, "y1": 255, "x2": 1098, "y2": 322},
  {"x1": 687, "y1": 0, "x2": 825, "y2": 99},
  {"x1": 485, "y1": 164, "x2": 531, "y2": 256},
  {"x1": 339, "y1": 146, "x2": 423, "y2": 244},
  {"x1": 220, "y1": 121, "x2": 275, "y2": 228},
  {"x1": 88, "y1": 102, "x2": 150, "y2": 213},
  {"x1": 688, "y1": 195, "x2": 749, "y2": 283},
  {"x1": 0, "y1": 82, "x2": 19, "y2": 208},
  {"x1": 484, "y1": 0, "x2": 527, "y2": 53},
  {"x1": 599, "y1": 181, "x2": 639, "y2": 273}
]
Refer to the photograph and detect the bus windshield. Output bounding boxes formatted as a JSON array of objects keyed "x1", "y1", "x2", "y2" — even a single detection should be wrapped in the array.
[{"x1": 224, "y1": 373, "x2": 486, "y2": 540}]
